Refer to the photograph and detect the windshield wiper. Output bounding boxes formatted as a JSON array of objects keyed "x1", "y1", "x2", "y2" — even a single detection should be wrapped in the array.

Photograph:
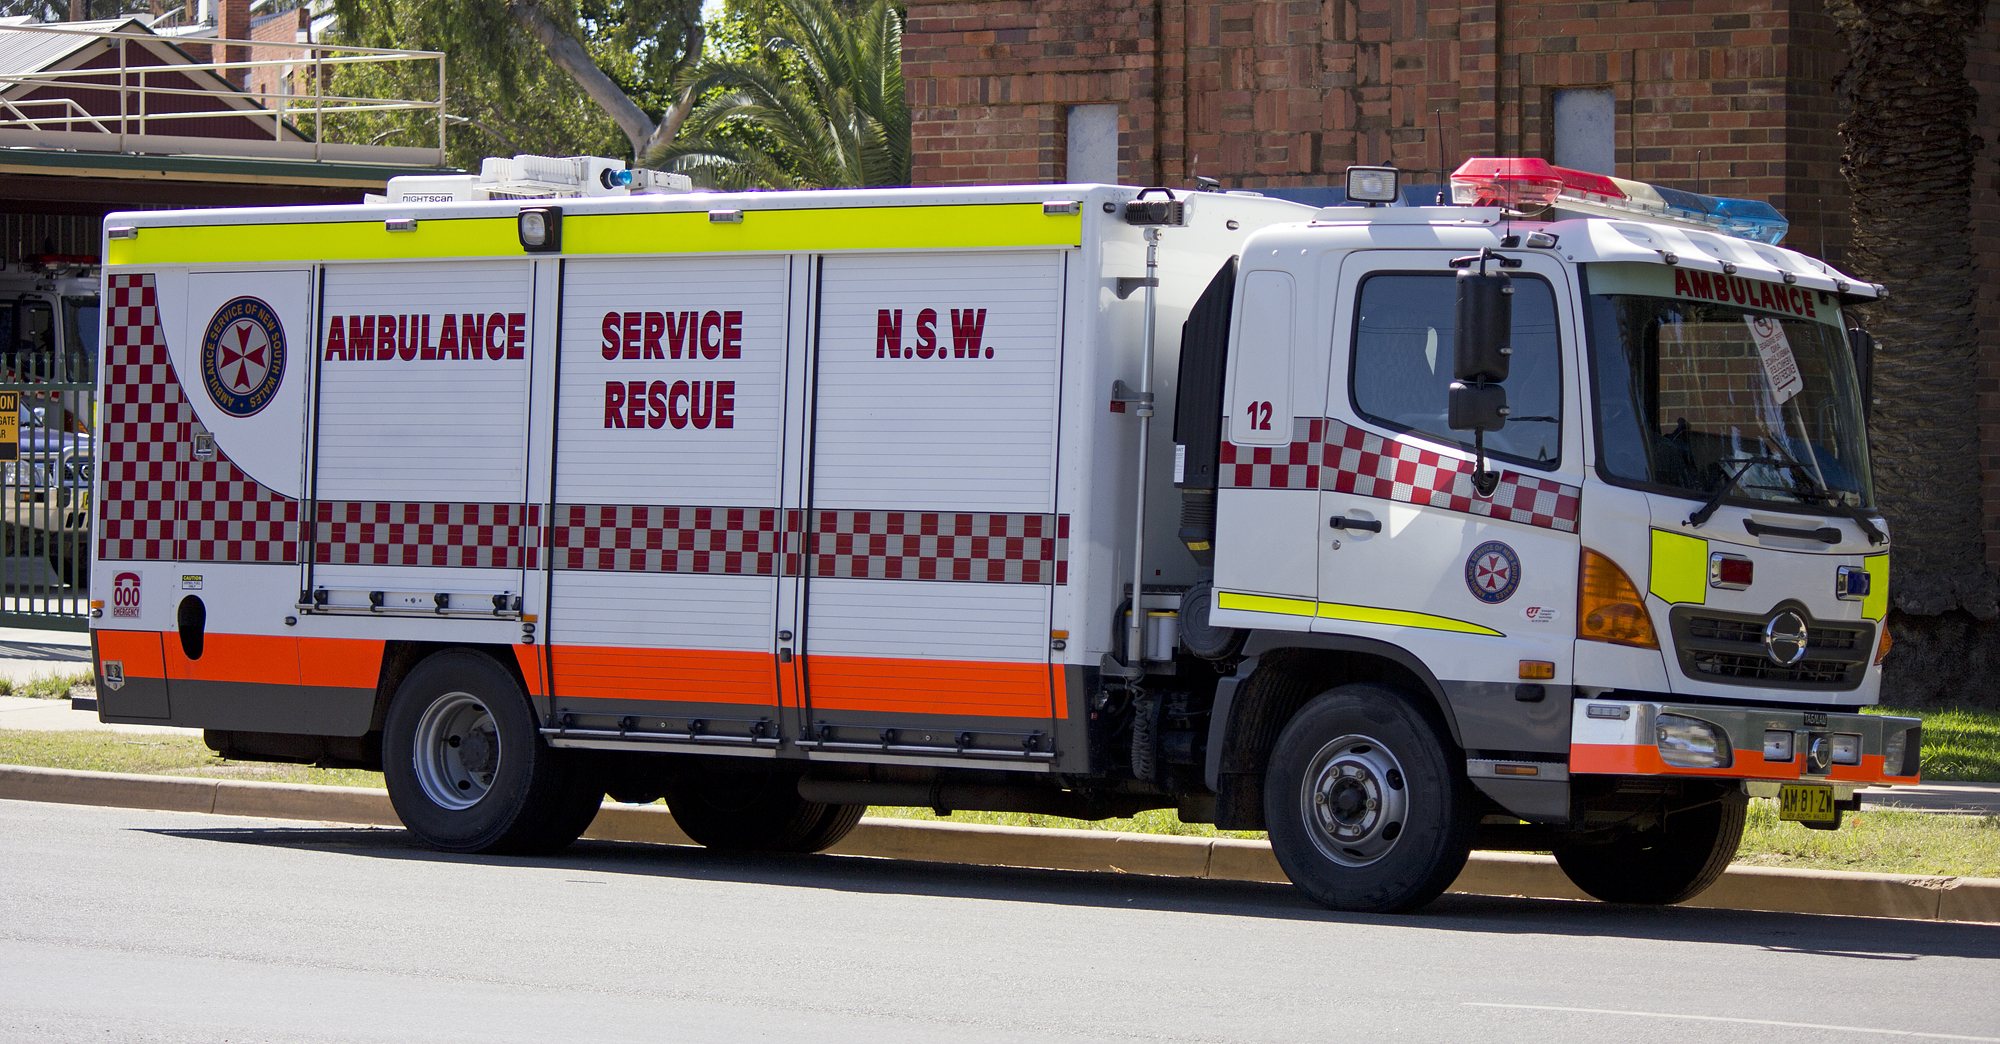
[
  {"x1": 1691, "y1": 457, "x2": 1887, "y2": 543},
  {"x1": 1686, "y1": 457, "x2": 1801, "y2": 528},
  {"x1": 1778, "y1": 474, "x2": 1888, "y2": 545}
]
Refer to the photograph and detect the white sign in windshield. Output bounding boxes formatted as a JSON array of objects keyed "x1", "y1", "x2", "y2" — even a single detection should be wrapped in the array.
[{"x1": 1745, "y1": 314, "x2": 1805, "y2": 404}]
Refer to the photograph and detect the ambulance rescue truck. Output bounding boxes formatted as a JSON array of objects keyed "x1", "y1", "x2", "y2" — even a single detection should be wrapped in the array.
[{"x1": 90, "y1": 155, "x2": 1918, "y2": 913}]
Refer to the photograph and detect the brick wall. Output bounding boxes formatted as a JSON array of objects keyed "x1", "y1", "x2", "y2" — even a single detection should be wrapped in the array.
[
  {"x1": 1973, "y1": 1, "x2": 2000, "y2": 565},
  {"x1": 906, "y1": 0, "x2": 1852, "y2": 262}
]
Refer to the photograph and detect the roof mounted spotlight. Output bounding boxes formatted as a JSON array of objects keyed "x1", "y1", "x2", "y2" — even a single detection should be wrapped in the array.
[
  {"x1": 1345, "y1": 165, "x2": 1401, "y2": 206},
  {"x1": 1124, "y1": 187, "x2": 1185, "y2": 226},
  {"x1": 518, "y1": 206, "x2": 562, "y2": 253}
]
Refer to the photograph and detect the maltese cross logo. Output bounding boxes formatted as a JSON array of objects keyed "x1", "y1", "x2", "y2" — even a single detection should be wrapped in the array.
[
  {"x1": 200, "y1": 296, "x2": 286, "y2": 418},
  {"x1": 1464, "y1": 540, "x2": 1521, "y2": 603}
]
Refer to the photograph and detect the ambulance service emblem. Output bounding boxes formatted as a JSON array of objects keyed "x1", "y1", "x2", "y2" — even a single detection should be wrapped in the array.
[
  {"x1": 1465, "y1": 540, "x2": 1520, "y2": 603},
  {"x1": 201, "y1": 296, "x2": 286, "y2": 418}
]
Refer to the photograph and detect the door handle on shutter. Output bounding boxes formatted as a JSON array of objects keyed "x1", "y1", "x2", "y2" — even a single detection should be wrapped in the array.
[{"x1": 1329, "y1": 515, "x2": 1381, "y2": 533}]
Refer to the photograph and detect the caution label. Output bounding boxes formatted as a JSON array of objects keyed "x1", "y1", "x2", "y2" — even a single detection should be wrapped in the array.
[{"x1": 0, "y1": 391, "x2": 17, "y2": 462}]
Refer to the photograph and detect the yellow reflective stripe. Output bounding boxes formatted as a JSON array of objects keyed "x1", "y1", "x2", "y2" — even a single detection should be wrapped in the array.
[
  {"x1": 107, "y1": 218, "x2": 520, "y2": 265},
  {"x1": 1215, "y1": 592, "x2": 1317, "y2": 617},
  {"x1": 1862, "y1": 553, "x2": 1889, "y2": 620},
  {"x1": 1214, "y1": 592, "x2": 1503, "y2": 637},
  {"x1": 1314, "y1": 601, "x2": 1503, "y2": 636},
  {"x1": 1648, "y1": 528, "x2": 1708, "y2": 606},
  {"x1": 565, "y1": 204, "x2": 1081, "y2": 255},
  {"x1": 105, "y1": 204, "x2": 1082, "y2": 266}
]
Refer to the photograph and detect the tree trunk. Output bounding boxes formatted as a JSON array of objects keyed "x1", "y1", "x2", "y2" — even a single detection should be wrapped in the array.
[
  {"x1": 503, "y1": 0, "x2": 686, "y2": 160},
  {"x1": 1828, "y1": 0, "x2": 1995, "y2": 621}
]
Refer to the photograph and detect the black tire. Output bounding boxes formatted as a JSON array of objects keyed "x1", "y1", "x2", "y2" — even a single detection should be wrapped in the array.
[
  {"x1": 382, "y1": 650, "x2": 604, "y2": 855},
  {"x1": 1554, "y1": 791, "x2": 1747, "y2": 905},
  {"x1": 1264, "y1": 683, "x2": 1476, "y2": 913},
  {"x1": 667, "y1": 765, "x2": 864, "y2": 853}
]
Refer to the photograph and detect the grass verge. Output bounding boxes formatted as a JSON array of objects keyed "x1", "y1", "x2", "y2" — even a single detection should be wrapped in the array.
[
  {"x1": 0, "y1": 671, "x2": 95, "y2": 700},
  {"x1": 1870, "y1": 706, "x2": 2000, "y2": 783},
  {"x1": 1, "y1": 730, "x2": 1993, "y2": 879}
]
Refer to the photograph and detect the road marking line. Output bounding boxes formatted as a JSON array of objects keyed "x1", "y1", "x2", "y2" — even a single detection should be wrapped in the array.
[{"x1": 1463, "y1": 1003, "x2": 2000, "y2": 1042}]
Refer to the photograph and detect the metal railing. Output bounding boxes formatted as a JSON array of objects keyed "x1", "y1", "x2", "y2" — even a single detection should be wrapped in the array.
[
  {"x1": 0, "y1": 20, "x2": 447, "y2": 167},
  {"x1": 0, "y1": 384, "x2": 93, "y2": 632}
]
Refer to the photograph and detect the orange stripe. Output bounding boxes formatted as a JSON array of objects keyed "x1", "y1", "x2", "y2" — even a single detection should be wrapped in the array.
[
  {"x1": 1573, "y1": 743, "x2": 1908, "y2": 785},
  {"x1": 806, "y1": 655, "x2": 1050, "y2": 718},
  {"x1": 163, "y1": 632, "x2": 299, "y2": 685},
  {"x1": 511, "y1": 644, "x2": 546, "y2": 697},
  {"x1": 1050, "y1": 663, "x2": 1067, "y2": 720},
  {"x1": 95, "y1": 629, "x2": 165, "y2": 677},
  {"x1": 550, "y1": 645, "x2": 777, "y2": 705},
  {"x1": 299, "y1": 637, "x2": 385, "y2": 689}
]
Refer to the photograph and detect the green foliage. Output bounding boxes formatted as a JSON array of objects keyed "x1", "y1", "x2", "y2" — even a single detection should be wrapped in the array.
[
  {"x1": 324, "y1": 0, "x2": 696, "y2": 168},
  {"x1": 1870, "y1": 705, "x2": 2000, "y2": 782},
  {"x1": 646, "y1": 0, "x2": 908, "y2": 189}
]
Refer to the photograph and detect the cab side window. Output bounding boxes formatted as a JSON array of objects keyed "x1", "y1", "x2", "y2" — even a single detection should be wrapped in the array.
[{"x1": 1350, "y1": 273, "x2": 1563, "y2": 467}]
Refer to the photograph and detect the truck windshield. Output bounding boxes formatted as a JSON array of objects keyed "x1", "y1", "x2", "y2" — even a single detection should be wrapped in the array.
[
  {"x1": 1586, "y1": 270, "x2": 1871, "y2": 511},
  {"x1": 62, "y1": 295, "x2": 98, "y2": 383}
]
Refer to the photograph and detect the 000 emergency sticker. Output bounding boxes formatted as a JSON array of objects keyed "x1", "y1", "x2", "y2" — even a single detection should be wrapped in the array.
[{"x1": 1745, "y1": 315, "x2": 1805, "y2": 404}]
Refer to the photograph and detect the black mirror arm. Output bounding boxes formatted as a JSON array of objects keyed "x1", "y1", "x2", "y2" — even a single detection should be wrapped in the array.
[{"x1": 1471, "y1": 428, "x2": 1500, "y2": 496}]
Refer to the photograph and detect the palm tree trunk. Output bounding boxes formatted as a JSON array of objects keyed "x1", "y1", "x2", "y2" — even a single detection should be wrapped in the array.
[{"x1": 1829, "y1": 0, "x2": 1996, "y2": 622}]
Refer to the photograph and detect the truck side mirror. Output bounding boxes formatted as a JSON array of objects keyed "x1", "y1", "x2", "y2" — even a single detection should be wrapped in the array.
[
  {"x1": 1453, "y1": 270, "x2": 1514, "y2": 382},
  {"x1": 1448, "y1": 381, "x2": 1509, "y2": 432},
  {"x1": 1846, "y1": 325, "x2": 1874, "y2": 419}
]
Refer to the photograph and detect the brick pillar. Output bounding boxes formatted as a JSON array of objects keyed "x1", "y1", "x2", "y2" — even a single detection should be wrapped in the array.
[{"x1": 221, "y1": 0, "x2": 250, "y2": 88}]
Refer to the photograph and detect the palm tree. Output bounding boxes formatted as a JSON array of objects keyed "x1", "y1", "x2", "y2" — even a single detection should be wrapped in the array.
[
  {"x1": 1827, "y1": 0, "x2": 1998, "y2": 701},
  {"x1": 643, "y1": 0, "x2": 908, "y2": 189}
]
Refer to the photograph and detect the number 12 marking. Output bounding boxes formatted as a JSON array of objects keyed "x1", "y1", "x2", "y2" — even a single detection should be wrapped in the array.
[{"x1": 1246, "y1": 400, "x2": 1273, "y2": 430}]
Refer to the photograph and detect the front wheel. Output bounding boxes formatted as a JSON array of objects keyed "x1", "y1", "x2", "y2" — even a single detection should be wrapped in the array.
[
  {"x1": 1264, "y1": 683, "x2": 1475, "y2": 913},
  {"x1": 1553, "y1": 791, "x2": 1746, "y2": 905},
  {"x1": 383, "y1": 650, "x2": 604, "y2": 855}
]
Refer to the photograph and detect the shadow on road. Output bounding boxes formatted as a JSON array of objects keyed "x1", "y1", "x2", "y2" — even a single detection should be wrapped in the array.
[{"x1": 145, "y1": 824, "x2": 2000, "y2": 959}]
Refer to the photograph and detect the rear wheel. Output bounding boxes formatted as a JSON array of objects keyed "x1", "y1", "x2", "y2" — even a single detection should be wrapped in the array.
[
  {"x1": 383, "y1": 650, "x2": 603, "y2": 855},
  {"x1": 1264, "y1": 683, "x2": 1475, "y2": 913},
  {"x1": 1554, "y1": 791, "x2": 1747, "y2": 905},
  {"x1": 668, "y1": 765, "x2": 864, "y2": 853}
]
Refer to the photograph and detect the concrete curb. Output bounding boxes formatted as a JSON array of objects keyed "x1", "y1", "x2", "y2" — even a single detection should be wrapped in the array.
[{"x1": 4, "y1": 763, "x2": 1995, "y2": 923}]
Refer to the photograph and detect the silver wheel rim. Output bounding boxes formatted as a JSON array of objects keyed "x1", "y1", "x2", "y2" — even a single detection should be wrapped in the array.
[
  {"x1": 412, "y1": 691, "x2": 500, "y2": 811},
  {"x1": 1299, "y1": 733, "x2": 1409, "y2": 867}
]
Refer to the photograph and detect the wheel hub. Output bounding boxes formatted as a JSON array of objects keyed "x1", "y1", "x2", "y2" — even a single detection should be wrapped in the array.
[
  {"x1": 1300, "y1": 735, "x2": 1409, "y2": 867},
  {"x1": 412, "y1": 692, "x2": 500, "y2": 811}
]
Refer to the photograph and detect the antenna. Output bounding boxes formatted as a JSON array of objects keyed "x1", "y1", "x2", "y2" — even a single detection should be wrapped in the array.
[
  {"x1": 1697, "y1": 149, "x2": 1704, "y2": 196},
  {"x1": 1434, "y1": 108, "x2": 1446, "y2": 204}
]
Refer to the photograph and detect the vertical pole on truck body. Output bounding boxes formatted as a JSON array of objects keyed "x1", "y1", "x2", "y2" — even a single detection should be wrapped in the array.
[{"x1": 1126, "y1": 227, "x2": 1162, "y2": 669}]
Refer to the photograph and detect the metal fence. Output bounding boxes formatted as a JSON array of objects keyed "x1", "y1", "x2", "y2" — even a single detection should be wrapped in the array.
[{"x1": 0, "y1": 383, "x2": 93, "y2": 632}]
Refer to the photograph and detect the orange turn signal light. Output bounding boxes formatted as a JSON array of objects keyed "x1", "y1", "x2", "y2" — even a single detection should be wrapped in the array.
[
  {"x1": 1578, "y1": 548, "x2": 1658, "y2": 649},
  {"x1": 1519, "y1": 660, "x2": 1555, "y2": 680},
  {"x1": 1876, "y1": 623, "x2": 1893, "y2": 664}
]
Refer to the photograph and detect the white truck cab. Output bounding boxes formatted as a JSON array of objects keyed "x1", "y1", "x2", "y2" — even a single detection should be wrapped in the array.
[{"x1": 90, "y1": 155, "x2": 1916, "y2": 914}]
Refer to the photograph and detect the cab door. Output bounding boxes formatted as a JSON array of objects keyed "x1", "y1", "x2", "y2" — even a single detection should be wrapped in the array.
[{"x1": 1316, "y1": 251, "x2": 1583, "y2": 745}]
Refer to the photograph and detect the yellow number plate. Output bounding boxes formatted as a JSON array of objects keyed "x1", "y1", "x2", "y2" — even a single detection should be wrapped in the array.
[{"x1": 1778, "y1": 783, "x2": 1837, "y2": 823}]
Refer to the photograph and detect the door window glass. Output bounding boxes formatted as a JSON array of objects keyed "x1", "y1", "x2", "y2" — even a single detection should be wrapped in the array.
[{"x1": 1350, "y1": 273, "x2": 1563, "y2": 468}]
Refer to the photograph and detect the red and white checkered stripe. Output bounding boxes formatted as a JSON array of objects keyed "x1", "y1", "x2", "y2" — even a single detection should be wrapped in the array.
[
  {"x1": 549, "y1": 505, "x2": 791, "y2": 576},
  {"x1": 314, "y1": 502, "x2": 541, "y2": 569},
  {"x1": 1221, "y1": 418, "x2": 1581, "y2": 533},
  {"x1": 805, "y1": 510, "x2": 1069, "y2": 584},
  {"x1": 99, "y1": 273, "x2": 302, "y2": 563}
]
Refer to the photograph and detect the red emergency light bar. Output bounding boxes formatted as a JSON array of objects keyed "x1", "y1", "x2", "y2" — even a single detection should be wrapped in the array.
[{"x1": 1446, "y1": 157, "x2": 1790, "y2": 244}]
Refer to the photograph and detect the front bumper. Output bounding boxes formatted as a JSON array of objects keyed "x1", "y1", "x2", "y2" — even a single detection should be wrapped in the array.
[{"x1": 1570, "y1": 699, "x2": 1921, "y2": 787}]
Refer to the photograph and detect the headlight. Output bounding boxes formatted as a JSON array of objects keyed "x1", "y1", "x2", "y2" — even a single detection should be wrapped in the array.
[
  {"x1": 1657, "y1": 713, "x2": 1732, "y2": 768},
  {"x1": 1763, "y1": 729, "x2": 1795, "y2": 763},
  {"x1": 1830, "y1": 733, "x2": 1862, "y2": 766}
]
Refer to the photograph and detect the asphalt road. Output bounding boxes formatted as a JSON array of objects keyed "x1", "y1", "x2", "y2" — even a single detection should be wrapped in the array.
[{"x1": 3, "y1": 799, "x2": 1997, "y2": 1044}]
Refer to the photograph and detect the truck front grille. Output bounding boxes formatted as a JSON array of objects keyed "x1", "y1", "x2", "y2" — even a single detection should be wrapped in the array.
[{"x1": 1668, "y1": 606, "x2": 1872, "y2": 691}]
